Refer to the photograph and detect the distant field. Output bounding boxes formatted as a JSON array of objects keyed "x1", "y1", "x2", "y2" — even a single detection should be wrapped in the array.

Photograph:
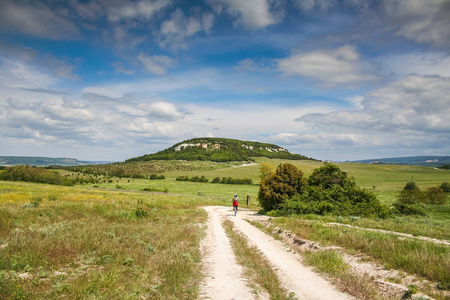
[{"x1": 3, "y1": 158, "x2": 449, "y2": 205}]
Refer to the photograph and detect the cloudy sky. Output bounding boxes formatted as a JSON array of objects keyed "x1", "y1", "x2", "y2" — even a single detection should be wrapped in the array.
[{"x1": 1, "y1": 0, "x2": 449, "y2": 162}]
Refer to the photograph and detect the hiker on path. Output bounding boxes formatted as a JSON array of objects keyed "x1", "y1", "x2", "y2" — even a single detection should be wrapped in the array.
[{"x1": 232, "y1": 194, "x2": 239, "y2": 216}]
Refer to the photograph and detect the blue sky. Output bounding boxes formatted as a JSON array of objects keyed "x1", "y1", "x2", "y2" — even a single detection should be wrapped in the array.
[{"x1": 0, "y1": 0, "x2": 449, "y2": 162}]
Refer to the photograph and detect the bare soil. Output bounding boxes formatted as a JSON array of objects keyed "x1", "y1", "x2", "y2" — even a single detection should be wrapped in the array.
[{"x1": 199, "y1": 206, "x2": 353, "y2": 299}]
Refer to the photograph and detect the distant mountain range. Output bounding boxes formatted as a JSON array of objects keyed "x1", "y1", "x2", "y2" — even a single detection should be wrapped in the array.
[
  {"x1": 0, "y1": 156, "x2": 112, "y2": 167},
  {"x1": 348, "y1": 156, "x2": 450, "y2": 167}
]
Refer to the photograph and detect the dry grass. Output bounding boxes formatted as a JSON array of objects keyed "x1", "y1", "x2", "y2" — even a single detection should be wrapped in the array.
[
  {"x1": 0, "y1": 181, "x2": 209, "y2": 299},
  {"x1": 269, "y1": 217, "x2": 450, "y2": 296}
]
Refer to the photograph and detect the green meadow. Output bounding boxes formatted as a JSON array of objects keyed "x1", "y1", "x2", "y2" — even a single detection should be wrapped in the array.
[{"x1": 1, "y1": 158, "x2": 449, "y2": 298}]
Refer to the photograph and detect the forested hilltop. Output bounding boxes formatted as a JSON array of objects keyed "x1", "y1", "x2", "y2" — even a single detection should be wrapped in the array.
[{"x1": 127, "y1": 137, "x2": 315, "y2": 162}]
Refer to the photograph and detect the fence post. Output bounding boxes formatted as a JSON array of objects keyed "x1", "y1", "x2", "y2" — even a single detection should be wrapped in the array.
[{"x1": 247, "y1": 194, "x2": 250, "y2": 206}]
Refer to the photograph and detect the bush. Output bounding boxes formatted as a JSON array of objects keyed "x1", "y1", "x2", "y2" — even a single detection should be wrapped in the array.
[
  {"x1": 440, "y1": 182, "x2": 450, "y2": 193},
  {"x1": 149, "y1": 174, "x2": 165, "y2": 180},
  {"x1": 260, "y1": 162, "x2": 389, "y2": 218},
  {"x1": 0, "y1": 165, "x2": 64, "y2": 185},
  {"x1": 425, "y1": 187, "x2": 447, "y2": 204},
  {"x1": 308, "y1": 162, "x2": 353, "y2": 189},
  {"x1": 403, "y1": 181, "x2": 419, "y2": 190},
  {"x1": 281, "y1": 184, "x2": 388, "y2": 218},
  {"x1": 212, "y1": 177, "x2": 252, "y2": 185},
  {"x1": 393, "y1": 203, "x2": 428, "y2": 216},
  {"x1": 176, "y1": 175, "x2": 191, "y2": 182},
  {"x1": 396, "y1": 189, "x2": 426, "y2": 205},
  {"x1": 258, "y1": 163, "x2": 306, "y2": 211}
]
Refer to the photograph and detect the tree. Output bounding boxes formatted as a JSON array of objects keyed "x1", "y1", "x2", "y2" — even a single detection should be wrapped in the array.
[
  {"x1": 258, "y1": 163, "x2": 306, "y2": 211},
  {"x1": 425, "y1": 187, "x2": 447, "y2": 204},
  {"x1": 396, "y1": 189, "x2": 425, "y2": 204},
  {"x1": 403, "y1": 181, "x2": 418, "y2": 190},
  {"x1": 440, "y1": 182, "x2": 450, "y2": 193},
  {"x1": 308, "y1": 162, "x2": 353, "y2": 189},
  {"x1": 259, "y1": 162, "x2": 275, "y2": 181}
]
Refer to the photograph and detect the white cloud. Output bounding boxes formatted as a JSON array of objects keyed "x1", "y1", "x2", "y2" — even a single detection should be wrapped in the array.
[
  {"x1": 277, "y1": 45, "x2": 378, "y2": 87},
  {"x1": 0, "y1": 59, "x2": 56, "y2": 89},
  {"x1": 137, "y1": 53, "x2": 176, "y2": 75},
  {"x1": 137, "y1": 101, "x2": 185, "y2": 121},
  {"x1": 105, "y1": 0, "x2": 172, "y2": 22},
  {"x1": 112, "y1": 61, "x2": 135, "y2": 75},
  {"x1": 0, "y1": 43, "x2": 79, "y2": 80},
  {"x1": 380, "y1": 52, "x2": 450, "y2": 77},
  {"x1": 295, "y1": 75, "x2": 450, "y2": 158},
  {"x1": 212, "y1": 0, "x2": 277, "y2": 29},
  {"x1": 0, "y1": 0, "x2": 79, "y2": 39},
  {"x1": 383, "y1": 0, "x2": 450, "y2": 47},
  {"x1": 159, "y1": 9, "x2": 215, "y2": 50},
  {"x1": 293, "y1": 0, "x2": 337, "y2": 12},
  {"x1": 0, "y1": 91, "x2": 188, "y2": 160}
]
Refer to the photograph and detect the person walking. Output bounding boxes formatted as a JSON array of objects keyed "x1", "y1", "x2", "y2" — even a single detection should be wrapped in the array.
[{"x1": 232, "y1": 194, "x2": 239, "y2": 216}]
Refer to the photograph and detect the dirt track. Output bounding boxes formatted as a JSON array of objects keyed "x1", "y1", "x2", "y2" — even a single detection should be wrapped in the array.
[{"x1": 199, "y1": 206, "x2": 353, "y2": 300}]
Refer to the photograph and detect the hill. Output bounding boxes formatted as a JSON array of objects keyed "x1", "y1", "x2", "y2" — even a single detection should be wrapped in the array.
[
  {"x1": 349, "y1": 156, "x2": 450, "y2": 167},
  {"x1": 126, "y1": 137, "x2": 315, "y2": 162},
  {"x1": 0, "y1": 156, "x2": 111, "y2": 167}
]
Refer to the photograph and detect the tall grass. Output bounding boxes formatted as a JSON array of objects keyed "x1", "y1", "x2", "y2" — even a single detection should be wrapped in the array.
[
  {"x1": 270, "y1": 218, "x2": 450, "y2": 288},
  {"x1": 303, "y1": 250, "x2": 386, "y2": 300},
  {"x1": 0, "y1": 181, "x2": 209, "y2": 299}
]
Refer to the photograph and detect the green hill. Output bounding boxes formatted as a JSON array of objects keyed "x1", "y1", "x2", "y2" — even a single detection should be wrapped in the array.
[{"x1": 126, "y1": 137, "x2": 315, "y2": 162}]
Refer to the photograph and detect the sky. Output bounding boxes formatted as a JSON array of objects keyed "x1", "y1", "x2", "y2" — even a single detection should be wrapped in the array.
[{"x1": 0, "y1": 0, "x2": 449, "y2": 162}]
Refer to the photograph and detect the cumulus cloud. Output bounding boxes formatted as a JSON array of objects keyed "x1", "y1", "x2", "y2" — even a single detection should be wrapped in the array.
[
  {"x1": 383, "y1": 0, "x2": 450, "y2": 47},
  {"x1": 137, "y1": 53, "x2": 176, "y2": 74},
  {"x1": 294, "y1": 75, "x2": 450, "y2": 157},
  {"x1": 0, "y1": 92, "x2": 186, "y2": 159},
  {"x1": 0, "y1": 0, "x2": 79, "y2": 39},
  {"x1": 210, "y1": 0, "x2": 277, "y2": 29},
  {"x1": 277, "y1": 45, "x2": 378, "y2": 87},
  {"x1": 0, "y1": 43, "x2": 79, "y2": 80},
  {"x1": 158, "y1": 9, "x2": 215, "y2": 50},
  {"x1": 137, "y1": 101, "x2": 186, "y2": 121},
  {"x1": 0, "y1": 59, "x2": 56, "y2": 89},
  {"x1": 70, "y1": 0, "x2": 172, "y2": 22}
]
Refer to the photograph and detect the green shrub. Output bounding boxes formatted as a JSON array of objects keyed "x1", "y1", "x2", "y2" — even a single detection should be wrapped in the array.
[
  {"x1": 425, "y1": 187, "x2": 447, "y2": 204},
  {"x1": 396, "y1": 189, "x2": 426, "y2": 204},
  {"x1": 258, "y1": 163, "x2": 306, "y2": 211},
  {"x1": 0, "y1": 165, "x2": 63, "y2": 185},
  {"x1": 393, "y1": 203, "x2": 428, "y2": 216},
  {"x1": 259, "y1": 162, "x2": 388, "y2": 218},
  {"x1": 212, "y1": 177, "x2": 252, "y2": 185},
  {"x1": 281, "y1": 184, "x2": 388, "y2": 218},
  {"x1": 403, "y1": 181, "x2": 419, "y2": 190},
  {"x1": 440, "y1": 182, "x2": 450, "y2": 193},
  {"x1": 308, "y1": 162, "x2": 353, "y2": 189}
]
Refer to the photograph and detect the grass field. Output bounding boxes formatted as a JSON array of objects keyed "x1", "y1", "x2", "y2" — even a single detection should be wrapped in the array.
[
  {"x1": 59, "y1": 158, "x2": 450, "y2": 208},
  {"x1": 0, "y1": 181, "x2": 228, "y2": 299},
  {"x1": 0, "y1": 159, "x2": 449, "y2": 298}
]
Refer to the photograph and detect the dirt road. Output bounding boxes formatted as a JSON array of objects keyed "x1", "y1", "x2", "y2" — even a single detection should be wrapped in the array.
[{"x1": 200, "y1": 206, "x2": 353, "y2": 300}]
